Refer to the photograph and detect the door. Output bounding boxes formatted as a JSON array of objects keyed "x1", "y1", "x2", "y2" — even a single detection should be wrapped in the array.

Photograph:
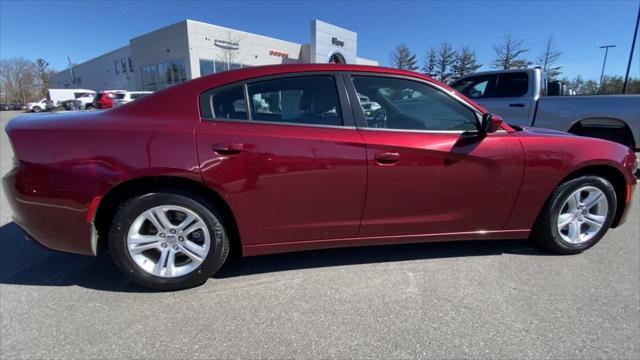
[
  {"x1": 452, "y1": 72, "x2": 535, "y2": 127},
  {"x1": 196, "y1": 74, "x2": 367, "y2": 247},
  {"x1": 347, "y1": 74, "x2": 525, "y2": 237}
]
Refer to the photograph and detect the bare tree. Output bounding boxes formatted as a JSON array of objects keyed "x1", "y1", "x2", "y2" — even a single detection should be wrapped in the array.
[
  {"x1": 35, "y1": 58, "x2": 55, "y2": 97},
  {"x1": 422, "y1": 48, "x2": 437, "y2": 77},
  {"x1": 390, "y1": 43, "x2": 418, "y2": 71},
  {"x1": 537, "y1": 35, "x2": 562, "y2": 80},
  {"x1": 451, "y1": 46, "x2": 482, "y2": 80},
  {"x1": 0, "y1": 57, "x2": 37, "y2": 103},
  {"x1": 435, "y1": 43, "x2": 456, "y2": 83},
  {"x1": 216, "y1": 31, "x2": 243, "y2": 70},
  {"x1": 492, "y1": 34, "x2": 531, "y2": 69}
]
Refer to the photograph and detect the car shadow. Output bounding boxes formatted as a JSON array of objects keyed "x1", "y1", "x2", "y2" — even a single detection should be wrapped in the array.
[{"x1": 0, "y1": 221, "x2": 550, "y2": 292}]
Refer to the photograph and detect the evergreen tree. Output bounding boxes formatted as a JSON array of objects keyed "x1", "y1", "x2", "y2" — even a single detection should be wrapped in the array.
[
  {"x1": 452, "y1": 46, "x2": 482, "y2": 80},
  {"x1": 492, "y1": 34, "x2": 531, "y2": 69},
  {"x1": 390, "y1": 43, "x2": 418, "y2": 71},
  {"x1": 538, "y1": 35, "x2": 562, "y2": 80},
  {"x1": 422, "y1": 48, "x2": 437, "y2": 77},
  {"x1": 435, "y1": 43, "x2": 456, "y2": 83}
]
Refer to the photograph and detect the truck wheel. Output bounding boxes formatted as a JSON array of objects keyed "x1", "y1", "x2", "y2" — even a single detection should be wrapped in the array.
[
  {"x1": 531, "y1": 175, "x2": 616, "y2": 254},
  {"x1": 32, "y1": 106, "x2": 41, "y2": 112},
  {"x1": 109, "y1": 191, "x2": 230, "y2": 290}
]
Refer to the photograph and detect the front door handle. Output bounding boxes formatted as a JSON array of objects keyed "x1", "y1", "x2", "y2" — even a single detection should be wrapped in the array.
[
  {"x1": 509, "y1": 103, "x2": 526, "y2": 108},
  {"x1": 212, "y1": 143, "x2": 243, "y2": 155},
  {"x1": 374, "y1": 152, "x2": 400, "y2": 165}
]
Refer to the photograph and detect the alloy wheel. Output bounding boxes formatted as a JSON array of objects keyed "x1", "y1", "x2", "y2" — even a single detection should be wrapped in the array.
[
  {"x1": 127, "y1": 205, "x2": 211, "y2": 278},
  {"x1": 557, "y1": 186, "x2": 608, "y2": 245}
]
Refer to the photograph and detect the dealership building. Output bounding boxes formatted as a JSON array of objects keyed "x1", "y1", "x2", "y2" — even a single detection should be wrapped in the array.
[{"x1": 51, "y1": 19, "x2": 377, "y2": 91}]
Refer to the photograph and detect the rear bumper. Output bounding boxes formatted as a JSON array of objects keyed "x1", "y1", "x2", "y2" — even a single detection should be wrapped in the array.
[{"x1": 2, "y1": 164, "x2": 95, "y2": 256}]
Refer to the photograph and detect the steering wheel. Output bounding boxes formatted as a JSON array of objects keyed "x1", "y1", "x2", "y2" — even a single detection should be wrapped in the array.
[{"x1": 369, "y1": 109, "x2": 387, "y2": 128}]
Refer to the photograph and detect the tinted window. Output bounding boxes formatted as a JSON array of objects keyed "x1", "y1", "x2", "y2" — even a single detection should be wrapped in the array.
[
  {"x1": 247, "y1": 76, "x2": 342, "y2": 126},
  {"x1": 199, "y1": 85, "x2": 248, "y2": 120},
  {"x1": 451, "y1": 74, "x2": 498, "y2": 99},
  {"x1": 352, "y1": 76, "x2": 478, "y2": 131},
  {"x1": 496, "y1": 72, "x2": 528, "y2": 97}
]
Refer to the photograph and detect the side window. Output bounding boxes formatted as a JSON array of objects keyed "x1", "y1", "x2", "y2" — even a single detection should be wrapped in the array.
[
  {"x1": 496, "y1": 72, "x2": 529, "y2": 97},
  {"x1": 199, "y1": 85, "x2": 248, "y2": 121},
  {"x1": 451, "y1": 74, "x2": 498, "y2": 99},
  {"x1": 247, "y1": 76, "x2": 342, "y2": 126},
  {"x1": 352, "y1": 76, "x2": 478, "y2": 131}
]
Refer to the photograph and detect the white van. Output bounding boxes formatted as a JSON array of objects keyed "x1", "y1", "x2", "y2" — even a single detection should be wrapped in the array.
[{"x1": 47, "y1": 89, "x2": 96, "y2": 107}]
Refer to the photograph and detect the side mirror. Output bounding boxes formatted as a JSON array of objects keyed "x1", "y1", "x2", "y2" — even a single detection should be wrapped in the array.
[{"x1": 481, "y1": 113, "x2": 503, "y2": 134}]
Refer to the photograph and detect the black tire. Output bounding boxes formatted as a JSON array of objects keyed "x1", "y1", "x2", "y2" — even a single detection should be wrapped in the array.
[
  {"x1": 531, "y1": 176, "x2": 617, "y2": 254},
  {"x1": 32, "y1": 106, "x2": 41, "y2": 112},
  {"x1": 85, "y1": 104, "x2": 94, "y2": 110},
  {"x1": 108, "y1": 191, "x2": 230, "y2": 290}
]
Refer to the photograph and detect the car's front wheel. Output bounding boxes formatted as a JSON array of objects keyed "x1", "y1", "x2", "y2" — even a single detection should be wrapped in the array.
[
  {"x1": 532, "y1": 175, "x2": 617, "y2": 254},
  {"x1": 109, "y1": 191, "x2": 230, "y2": 290}
]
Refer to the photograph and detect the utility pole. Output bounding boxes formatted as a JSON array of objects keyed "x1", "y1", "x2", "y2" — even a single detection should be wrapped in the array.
[
  {"x1": 67, "y1": 56, "x2": 76, "y2": 85},
  {"x1": 598, "y1": 45, "x2": 616, "y2": 94},
  {"x1": 622, "y1": 6, "x2": 640, "y2": 94}
]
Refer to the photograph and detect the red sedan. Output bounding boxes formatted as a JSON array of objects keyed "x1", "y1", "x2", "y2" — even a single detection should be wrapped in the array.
[{"x1": 3, "y1": 64, "x2": 637, "y2": 290}]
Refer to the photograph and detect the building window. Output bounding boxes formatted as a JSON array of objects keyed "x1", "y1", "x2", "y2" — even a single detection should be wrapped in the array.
[
  {"x1": 200, "y1": 59, "x2": 214, "y2": 76},
  {"x1": 128, "y1": 57, "x2": 134, "y2": 72},
  {"x1": 121, "y1": 58, "x2": 128, "y2": 73},
  {"x1": 200, "y1": 59, "x2": 248, "y2": 77},
  {"x1": 114, "y1": 60, "x2": 120, "y2": 74},
  {"x1": 141, "y1": 59, "x2": 187, "y2": 91}
]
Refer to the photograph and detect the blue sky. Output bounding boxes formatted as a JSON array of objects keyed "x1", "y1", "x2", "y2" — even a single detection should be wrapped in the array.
[{"x1": 1, "y1": 0, "x2": 638, "y2": 80}]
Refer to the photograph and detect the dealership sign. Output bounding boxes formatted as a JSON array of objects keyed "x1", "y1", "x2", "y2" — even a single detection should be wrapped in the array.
[
  {"x1": 214, "y1": 39, "x2": 240, "y2": 50},
  {"x1": 331, "y1": 37, "x2": 344, "y2": 47},
  {"x1": 269, "y1": 50, "x2": 289, "y2": 58}
]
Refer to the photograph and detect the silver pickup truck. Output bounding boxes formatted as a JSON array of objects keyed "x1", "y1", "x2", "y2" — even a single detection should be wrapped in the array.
[{"x1": 450, "y1": 68, "x2": 640, "y2": 150}]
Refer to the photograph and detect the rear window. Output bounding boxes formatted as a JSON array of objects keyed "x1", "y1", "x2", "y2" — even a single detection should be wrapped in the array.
[
  {"x1": 199, "y1": 85, "x2": 248, "y2": 120},
  {"x1": 247, "y1": 76, "x2": 342, "y2": 126},
  {"x1": 496, "y1": 72, "x2": 528, "y2": 97}
]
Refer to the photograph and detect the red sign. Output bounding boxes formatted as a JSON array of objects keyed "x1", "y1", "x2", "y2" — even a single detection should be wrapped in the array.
[{"x1": 269, "y1": 50, "x2": 289, "y2": 59}]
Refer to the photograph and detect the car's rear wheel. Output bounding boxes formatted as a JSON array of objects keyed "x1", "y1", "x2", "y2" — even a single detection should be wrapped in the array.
[
  {"x1": 32, "y1": 106, "x2": 41, "y2": 112},
  {"x1": 109, "y1": 191, "x2": 229, "y2": 290},
  {"x1": 531, "y1": 176, "x2": 617, "y2": 254}
]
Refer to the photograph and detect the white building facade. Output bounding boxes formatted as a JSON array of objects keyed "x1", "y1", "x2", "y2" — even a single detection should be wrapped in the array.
[{"x1": 51, "y1": 19, "x2": 377, "y2": 91}]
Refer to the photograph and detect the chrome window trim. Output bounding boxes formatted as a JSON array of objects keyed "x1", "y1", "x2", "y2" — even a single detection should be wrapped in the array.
[{"x1": 206, "y1": 117, "x2": 357, "y2": 130}]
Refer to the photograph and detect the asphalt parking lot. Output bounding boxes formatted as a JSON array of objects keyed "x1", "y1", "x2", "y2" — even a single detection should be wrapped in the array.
[{"x1": 0, "y1": 110, "x2": 638, "y2": 359}]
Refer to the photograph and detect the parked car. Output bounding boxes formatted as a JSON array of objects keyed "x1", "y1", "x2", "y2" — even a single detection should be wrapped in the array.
[
  {"x1": 450, "y1": 68, "x2": 640, "y2": 150},
  {"x1": 10, "y1": 104, "x2": 26, "y2": 111},
  {"x1": 0, "y1": 104, "x2": 10, "y2": 111},
  {"x1": 3, "y1": 64, "x2": 637, "y2": 290},
  {"x1": 60, "y1": 93, "x2": 96, "y2": 111},
  {"x1": 26, "y1": 98, "x2": 47, "y2": 112},
  {"x1": 93, "y1": 90, "x2": 126, "y2": 109},
  {"x1": 113, "y1": 91, "x2": 153, "y2": 107},
  {"x1": 47, "y1": 89, "x2": 96, "y2": 108}
]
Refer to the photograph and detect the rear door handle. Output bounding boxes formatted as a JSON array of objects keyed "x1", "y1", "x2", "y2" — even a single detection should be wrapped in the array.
[
  {"x1": 374, "y1": 152, "x2": 400, "y2": 165},
  {"x1": 509, "y1": 103, "x2": 526, "y2": 108},
  {"x1": 212, "y1": 143, "x2": 243, "y2": 155}
]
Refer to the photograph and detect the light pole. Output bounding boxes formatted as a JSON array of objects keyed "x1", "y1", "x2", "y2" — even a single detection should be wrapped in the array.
[
  {"x1": 622, "y1": 6, "x2": 640, "y2": 93},
  {"x1": 598, "y1": 45, "x2": 616, "y2": 93}
]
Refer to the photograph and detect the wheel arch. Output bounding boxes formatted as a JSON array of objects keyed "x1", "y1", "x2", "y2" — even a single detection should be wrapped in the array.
[
  {"x1": 568, "y1": 117, "x2": 636, "y2": 150},
  {"x1": 93, "y1": 176, "x2": 242, "y2": 256},
  {"x1": 552, "y1": 164, "x2": 629, "y2": 228}
]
